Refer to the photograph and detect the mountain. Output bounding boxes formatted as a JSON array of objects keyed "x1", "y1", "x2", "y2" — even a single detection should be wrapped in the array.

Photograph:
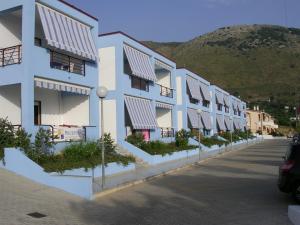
[{"x1": 145, "y1": 25, "x2": 300, "y2": 104}]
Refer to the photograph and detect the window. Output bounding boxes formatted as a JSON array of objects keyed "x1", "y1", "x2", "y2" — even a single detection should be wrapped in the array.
[
  {"x1": 34, "y1": 101, "x2": 41, "y2": 125},
  {"x1": 217, "y1": 104, "x2": 223, "y2": 111},
  {"x1": 203, "y1": 129, "x2": 211, "y2": 136},
  {"x1": 189, "y1": 96, "x2": 199, "y2": 104},
  {"x1": 203, "y1": 100, "x2": 210, "y2": 108},
  {"x1": 50, "y1": 51, "x2": 85, "y2": 76},
  {"x1": 34, "y1": 37, "x2": 42, "y2": 47},
  {"x1": 131, "y1": 76, "x2": 149, "y2": 92}
]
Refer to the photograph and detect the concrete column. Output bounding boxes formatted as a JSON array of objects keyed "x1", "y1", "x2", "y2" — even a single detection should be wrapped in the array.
[{"x1": 21, "y1": 0, "x2": 35, "y2": 135}]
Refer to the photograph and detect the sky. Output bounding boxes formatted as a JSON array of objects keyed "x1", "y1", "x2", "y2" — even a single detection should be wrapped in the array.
[{"x1": 68, "y1": 0, "x2": 300, "y2": 42}]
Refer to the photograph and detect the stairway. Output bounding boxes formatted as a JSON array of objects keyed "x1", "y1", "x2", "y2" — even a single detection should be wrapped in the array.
[{"x1": 115, "y1": 144, "x2": 149, "y2": 168}]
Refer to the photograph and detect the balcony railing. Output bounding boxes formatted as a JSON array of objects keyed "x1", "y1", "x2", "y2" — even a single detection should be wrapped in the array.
[
  {"x1": 159, "y1": 84, "x2": 173, "y2": 98},
  {"x1": 161, "y1": 127, "x2": 175, "y2": 138},
  {"x1": 50, "y1": 51, "x2": 85, "y2": 76},
  {"x1": 0, "y1": 45, "x2": 22, "y2": 67}
]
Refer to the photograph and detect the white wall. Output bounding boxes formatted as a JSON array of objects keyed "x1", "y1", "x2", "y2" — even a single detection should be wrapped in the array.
[
  {"x1": 99, "y1": 47, "x2": 116, "y2": 90},
  {"x1": 0, "y1": 10, "x2": 22, "y2": 48},
  {"x1": 0, "y1": 84, "x2": 21, "y2": 124},
  {"x1": 35, "y1": 88, "x2": 89, "y2": 126},
  {"x1": 177, "y1": 111, "x2": 183, "y2": 130},
  {"x1": 156, "y1": 70, "x2": 171, "y2": 88},
  {"x1": 62, "y1": 94, "x2": 89, "y2": 126},
  {"x1": 156, "y1": 108, "x2": 172, "y2": 128},
  {"x1": 34, "y1": 88, "x2": 62, "y2": 125},
  {"x1": 176, "y1": 76, "x2": 182, "y2": 105},
  {"x1": 102, "y1": 99, "x2": 117, "y2": 141}
]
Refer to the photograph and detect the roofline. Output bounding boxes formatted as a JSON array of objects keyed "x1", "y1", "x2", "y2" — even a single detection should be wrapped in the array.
[
  {"x1": 98, "y1": 31, "x2": 176, "y2": 64},
  {"x1": 58, "y1": 0, "x2": 98, "y2": 21}
]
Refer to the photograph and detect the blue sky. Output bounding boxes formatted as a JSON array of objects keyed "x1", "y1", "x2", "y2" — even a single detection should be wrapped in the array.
[{"x1": 68, "y1": 0, "x2": 300, "y2": 42}]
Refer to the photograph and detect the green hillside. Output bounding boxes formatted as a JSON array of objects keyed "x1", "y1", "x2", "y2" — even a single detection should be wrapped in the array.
[{"x1": 145, "y1": 25, "x2": 300, "y2": 104}]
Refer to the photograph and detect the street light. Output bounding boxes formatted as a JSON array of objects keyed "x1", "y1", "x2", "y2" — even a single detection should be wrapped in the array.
[
  {"x1": 96, "y1": 86, "x2": 108, "y2": 190},
  {"x1": 197, "y1": 109, "x2": 202, "y2": 161},
  {"x1": 230, "y1": 116, "x2": 233, "y2": 150},
  {"x1": 261, "y1": 110, "x2": 264, "y2": 140}
]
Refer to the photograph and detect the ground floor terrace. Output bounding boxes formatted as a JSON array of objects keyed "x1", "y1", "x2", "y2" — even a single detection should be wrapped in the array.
[
  {"x1": 0, "y1": 78, "x2": 98, "y2": 143},
  {"x1": 123, "y1": 95, "x2": 176, "y2": 142}
]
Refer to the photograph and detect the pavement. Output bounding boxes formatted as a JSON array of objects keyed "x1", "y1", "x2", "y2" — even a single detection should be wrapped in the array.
[{"x1": 0, "y1": 139, "x2": 294, "y2": 225}]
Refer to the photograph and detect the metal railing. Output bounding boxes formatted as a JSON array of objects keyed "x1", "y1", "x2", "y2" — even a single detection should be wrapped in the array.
[
  {"x1": 50, "y1": 51, "x2": 85, "y2": 76},
  {"x1": 159, "y1": 84, "x2": 173, "y2": 98},
  {"x1": 161, "y1": 127, "x2": 175, "y2": 138},
  {"x1": 0, "y1": 45, "x2": 22, "y2": 67}
]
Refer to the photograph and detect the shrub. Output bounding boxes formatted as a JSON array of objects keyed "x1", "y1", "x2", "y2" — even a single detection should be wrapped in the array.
[
  {"x1": 201, "y1": 136, "x2": 229, "y2": 147},
  {"x1": 32, "y1": 128, "x2": 55, "y2": 159},
  {"x1": 175, "y1": 129, "x2": 190, "y2": 147},
  {"x1": 126, "y1": 133, "x2": 145, "y2": 148},
  {"x1": 14, "y1": 128, "x2": 32, "y2": 152},
  {"x1": 0, "y1": 118, "x2": 15, "y2": 160}
]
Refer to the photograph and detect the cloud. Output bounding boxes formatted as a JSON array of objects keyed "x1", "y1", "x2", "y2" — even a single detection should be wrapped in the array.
[{"x1": 204, "y1": 0, "x2": 244, "y2": 8}]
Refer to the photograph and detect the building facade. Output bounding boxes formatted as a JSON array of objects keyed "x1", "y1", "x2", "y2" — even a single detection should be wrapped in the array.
[
  {"x1": 176, "y1": 68, "x2": 213, "y2": 136},
  {"x1": 247, "y1": 109, "x2": 278, "y2": 135},
  {"x1": 98, "y1": 32, "x2": 177, "y2": 144},
  {"x1": 0, "y1": 0, "x2": 100, "y2": 143}
]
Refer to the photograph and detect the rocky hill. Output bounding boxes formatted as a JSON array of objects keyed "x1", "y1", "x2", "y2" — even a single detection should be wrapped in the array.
[{"x1": 145, "y1": 25, "x2": 300, "y2": 104}]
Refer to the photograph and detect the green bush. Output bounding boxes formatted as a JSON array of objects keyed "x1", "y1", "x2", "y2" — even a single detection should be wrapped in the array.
[
  {"x1": 201, "y1": 136, "x2": 229, "y2": 147},
  {"x1": 175, "y1": 129, "x2": 190, "y2": 147},
  {"x1": 126, "y1": 133, "x2": 145, "y2": 148},
  {"x1": 219, "y1": 131, "x2": 241, "y2": 143},
  {"x1": 14, "y1": 128, "x2": 32, "y2": 152},
  {"x1": 0, "y1": 118, "x2": 15, "y2": 160}
]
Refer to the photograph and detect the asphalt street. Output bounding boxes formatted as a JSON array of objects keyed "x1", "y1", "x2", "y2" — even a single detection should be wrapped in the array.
[{"x1": 0, "y1": 139, "x2": 293, "y2": 225}]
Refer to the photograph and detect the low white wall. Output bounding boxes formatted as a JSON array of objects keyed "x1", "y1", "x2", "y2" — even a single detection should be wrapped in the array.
[
  {"x1": 0, "y1": 148, "x2": 136, "y2": 199},
  {"x1": 0, "y1": 84, "x2": 21, "y2": 124}
]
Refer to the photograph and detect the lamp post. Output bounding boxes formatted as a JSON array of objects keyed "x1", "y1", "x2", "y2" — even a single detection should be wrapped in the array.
[
  {"x1": 261, "y1": 110, "x2": 264, "y2": 140},
  {"x1": 96, "y1": 86, "x2": 108, "y2": 190},
  {"x1": 230, "y1": 116, "x2": 233, "y2": 150},
  {"x1": 197, "y1": 109, "x2": 202, "y2": 161}
]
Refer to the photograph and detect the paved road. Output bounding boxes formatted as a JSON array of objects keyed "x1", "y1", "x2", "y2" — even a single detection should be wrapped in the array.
[{"x1": 0, "y1": 140, "x2": 293, "y2": 225}]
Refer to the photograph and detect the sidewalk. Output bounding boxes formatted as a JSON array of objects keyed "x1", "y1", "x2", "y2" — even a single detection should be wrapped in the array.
[{"x1": 93, "y1": 140, "x2": 260, "y2": 198}]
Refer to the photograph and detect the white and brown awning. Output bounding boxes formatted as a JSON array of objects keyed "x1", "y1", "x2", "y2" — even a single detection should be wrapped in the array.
[
  {"x1": 155, "y1": 60, "x2": 173, "y2": 71},
  {"x1": 233, "y1": 119, "x2": 241, "y2": 130},
  {"x1": 37, "y1": 3, "x2": 98, "y2": 61},
  {"x1": 200, "y1": 82, "x2": 211, "y2": 102},
  {"x1": 123, "y1": 45, "x2": 157, "y2": 82},
  {"x1": 156, "y1": 102, "x2": 173, "y2": 110},
  {"x1": 124, "y1": 96, "x2": 157, "y2": 130},
  {"x1": 34, "y1": 77, "x2": 91, "y2": 95},
  {"x1": 186, "y1": 76, "x2": 202, "y2": 101},
  {"x1": 223, "y1": 95, "x2": 230, "y2": 107},
  {"x1": 201, "y1": 111, "x2": 212, "y2": 130},
  {"x1": 215, "y1": 91, "x2": 223, "y2": 105},
  {"x1": 187, "y1": 108, "x2": 203, "y2": 129},
  {"x1": 216, "y1": 114, "x2": 226, "y2": 131},
  {"x1": 224, "y1": 116, "x2": 232, "y2": 131}
]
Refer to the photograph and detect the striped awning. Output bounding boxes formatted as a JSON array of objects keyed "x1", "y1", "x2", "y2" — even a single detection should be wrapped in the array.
[
  {"x1": 187, "y1": 108, "x2": 203, "y2": 129},
  {"x1": 215, "y1": 91, "x2": 223, "y2": 104},
  {"x1": 34, "y1": 77, "x2": 90, "y2": 95},
  {"x1": 223, "y1": 95, "x2": 230, "y2": 107},
  {"x1": 124, "y1": 96, "x2": 157, "y2": 130},
  {"x1": 232, "y1": 100, "x2": 238, "y2": 110},
  {"x1": 201, "y1": 111, "x2": 212, "y2": 130},
  {"x1": 224, "y1": 116, "x2": 232, "y2": 131},
  {"x1": 155, "y1": 60, "x2": 173, "y2": 71},
  {"x1": 156, "y1": 102, "x2": 173, "y2": 110},
  {"x1": 37, "y1": 3, "x2": 97, "y2": 61},
  {"x1": 237, "y1": 102, "x2": 243, "y2": 111},
  {"x1": 186, "y1": 76, "x2": 202, "y2": 101},
  {"x1": 233, "y1": 119, "x2": 241, "y2": 130},
  {"x1": 123, "y1": 45, "x2": 157, "y2": 82},
  {"x1": 200, "y1": 82, "x2": 211, "y2": 101},
  {"x1": 216, "y1": 114, "x2": 226, "y2": 131}
]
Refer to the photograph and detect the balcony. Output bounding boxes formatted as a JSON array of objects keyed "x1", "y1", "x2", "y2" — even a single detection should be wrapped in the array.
[
  {"x1": 159, "y1": 84, "x2": 173, "y2": 98},
  {"x1": 50, "y1": 51, "x2": 85, "y2": 76},
  {"x1": 0, "y1": 45, "x2": 22, "y2": 67},
  {"x1": 160, "y1": 127, "x2": 175, "y2": 138}
]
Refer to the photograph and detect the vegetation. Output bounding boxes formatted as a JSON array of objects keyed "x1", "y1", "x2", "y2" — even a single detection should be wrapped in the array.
[
  {"x1": 126, "y1": 130, "x2": 197, "y2": 156},
  {"x1": 190, "y1": 129, "x2": 229, "y2": 147},
  {"x1": 0, "y1": 118, "x2": 135, "y2": 172},
  {"x1": 145, "y1": 25, "x2": 300, "y2": 104}
]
